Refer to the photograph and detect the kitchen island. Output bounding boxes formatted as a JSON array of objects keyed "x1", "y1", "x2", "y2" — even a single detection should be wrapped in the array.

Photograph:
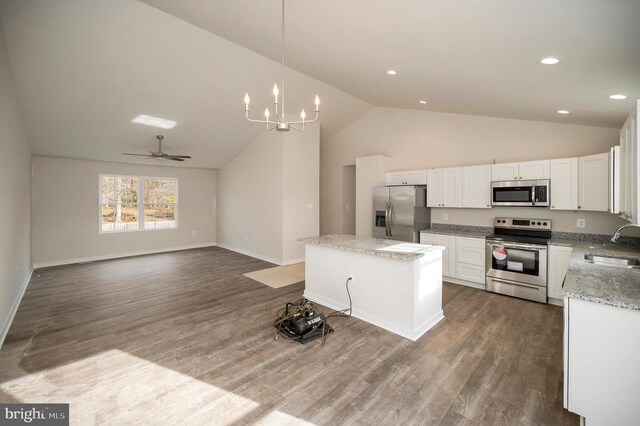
[{"x1": 298, "y1": 234, "x2": 444, "y2": 341}]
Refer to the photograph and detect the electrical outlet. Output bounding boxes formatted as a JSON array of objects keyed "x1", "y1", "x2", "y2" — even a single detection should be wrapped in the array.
[
  {"x1": 577, "y1": 218, "x2": 586, "y2": 228},
  {"x1": 442, "y1": 213, "x2": 448, "y2": 221},
  {"x1": 348, "y1": 275, "x2": 355, "y2": 285}
]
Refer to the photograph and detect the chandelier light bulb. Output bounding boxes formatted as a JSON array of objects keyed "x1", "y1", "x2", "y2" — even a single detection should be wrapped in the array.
[
  {"x1": 273, "y1": 84, "x2": 279, "y2": 97},
  {"x1": 300, "y1": 109, "x2": 306, "y2": 120},
  {"x1": 244, "y1": 93, "x2": 250, "y2": 111},
  {"x1": 314, "y1": 95, "x2": 320, "y2": 112},
  {"x1": 264, "y1": 108, "x2": 270, "y2": 119}
]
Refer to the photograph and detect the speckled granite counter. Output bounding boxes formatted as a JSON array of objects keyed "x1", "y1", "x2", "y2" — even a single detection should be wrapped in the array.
[
  {"x1": 299, "y1": 234, "x2": 442, "y2": 261},
  {"x1": 560, "y1": 240, "x2": 640, "y2": 310},
  {"x1": 419, "y1": 225, "x2": 493, "y2": 239}
]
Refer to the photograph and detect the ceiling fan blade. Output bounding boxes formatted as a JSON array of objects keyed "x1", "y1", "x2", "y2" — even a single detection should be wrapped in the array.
[
  {"x1": 165, "y1": 155, "x2": 191, "y2": 159},
  {"x1": 123, "y1": 153, "x2": 154, "y2": 157},
  {"x1": 167, "y1": 157, "x2": 185, "y2": 162}
]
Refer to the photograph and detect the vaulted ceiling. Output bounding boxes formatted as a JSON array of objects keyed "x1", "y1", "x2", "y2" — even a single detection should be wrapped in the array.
[{"x1": 1, "y1": 0, "x2": 639, "y2": 169}]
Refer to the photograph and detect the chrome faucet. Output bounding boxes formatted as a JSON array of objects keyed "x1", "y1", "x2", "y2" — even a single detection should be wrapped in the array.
[{"x1": 611, "y1": 224, "x2": 640, "y2": 243}]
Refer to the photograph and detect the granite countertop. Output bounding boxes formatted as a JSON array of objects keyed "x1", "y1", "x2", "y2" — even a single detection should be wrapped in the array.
[
  {"x1": 419, "y1": 225, "x2": 493, "y2": 239},
  {"x1": 561, "y1": 240, "x2": 640, "y2": 310},
  {"x1": 299, "y1": 234, "x2": 443, "y2": 261}
]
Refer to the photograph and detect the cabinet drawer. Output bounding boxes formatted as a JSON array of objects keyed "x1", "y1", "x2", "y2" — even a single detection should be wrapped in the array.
[
  {"x1": 456, "y1": 263, "x2": 485, "y2": 284},
  {"x1": 456, "y1": 237, "x2": 485, "y2": 266}
]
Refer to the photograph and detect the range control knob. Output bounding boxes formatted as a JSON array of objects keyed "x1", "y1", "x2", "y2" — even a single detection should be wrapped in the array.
[
  {"x1": 537, "y1": 222, "x2": 542, "y2": 225},
  {"x1": 543, "y1": 222, "x2": 547, "y2": 226}
]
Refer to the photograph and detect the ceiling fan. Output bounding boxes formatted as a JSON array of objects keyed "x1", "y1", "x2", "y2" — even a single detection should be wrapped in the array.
[{"x1": 123, "y1": 135, "x2": 191, "y2": 162}]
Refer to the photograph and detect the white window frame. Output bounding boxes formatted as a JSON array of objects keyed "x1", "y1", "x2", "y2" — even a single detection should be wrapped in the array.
[{"x1": 99, "y1": 174, "x2": 179, "y2": 234}]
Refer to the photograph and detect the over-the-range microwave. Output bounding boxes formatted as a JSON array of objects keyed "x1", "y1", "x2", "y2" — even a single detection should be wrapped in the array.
[{"x1": 491, "y1": 179, "x2": 550, "y2": 207}]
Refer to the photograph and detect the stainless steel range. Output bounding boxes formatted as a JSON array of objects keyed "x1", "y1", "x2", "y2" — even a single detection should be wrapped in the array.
[{"x1": 485, "y1": 217, "x2": 551, "y2": 303}]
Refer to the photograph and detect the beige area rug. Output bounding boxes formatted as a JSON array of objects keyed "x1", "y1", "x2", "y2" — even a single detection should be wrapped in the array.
[{"x1": 243, "y1": 262, "x2": 305, "y2": 288}]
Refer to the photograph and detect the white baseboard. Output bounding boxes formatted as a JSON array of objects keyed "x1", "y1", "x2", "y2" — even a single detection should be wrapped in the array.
[
  {"x1": 548, "y1": 297, "x2": 564, "y2": 307},
  {"x1": 33, "y1": 243, "x2": 217, "y2": 269},
  {"x1": 281, "y1": 257, "x2": 304, "y2": 266},
  {"x1": 216, "y1": 243, "x2": 283, "y2": 266},
  {"x1": 304, "y1": 290, "x2": 444, "y2": 341},
  {"x1": 0, "y1": 266, "x2": 33, "y2": 350},
  {"x1": 444, "y1": 276, "x2": 486, "y2": 290}
]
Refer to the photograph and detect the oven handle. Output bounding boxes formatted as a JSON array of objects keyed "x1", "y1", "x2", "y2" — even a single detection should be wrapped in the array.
[
  {"x1": 489, "y1": 277, "x2": 543, "y2": 290},
  {"x1": 486, "y1": 241, "x2": 548, "y2": 251}
]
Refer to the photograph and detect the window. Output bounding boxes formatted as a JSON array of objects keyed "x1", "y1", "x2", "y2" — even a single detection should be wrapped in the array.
[{"x1": 100, "y1": 175, "x2": 177, "y2": 233}]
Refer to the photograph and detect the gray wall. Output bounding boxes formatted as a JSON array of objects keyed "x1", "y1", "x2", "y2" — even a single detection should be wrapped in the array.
[
  {"x1": 322, "y1": 107, "x2": 637, "y2": 236},
  {"x1": 32, "y1": 156, "x2": 217, "y2": 266},
  {"x1": 217, "y1": 123, "x2": 320, "y2": 265},
  {"x1": 0, "y1": 25, "x2": 31, "y2": 345}
]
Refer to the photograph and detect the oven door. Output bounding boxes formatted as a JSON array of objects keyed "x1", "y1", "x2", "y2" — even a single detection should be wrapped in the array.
[
  {"x1": 485, "y1": 241, "x2": 547, "y2": 287},
  {"x1": 491, "y1": 181, "x2": 535, "y2": 206}
]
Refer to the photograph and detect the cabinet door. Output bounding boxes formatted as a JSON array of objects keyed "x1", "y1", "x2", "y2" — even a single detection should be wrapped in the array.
[
  {"x1": 442, "y1": 167, "x2": 462, "y2": 208},
  {"x1": 456, "y1": 237, "x2": 485, "y2": 266},
  {"x1": 519, "y1": 160, "x2": 550, "y2": 180},
  {"x1": 547, "y1": 245, "x2": 572, "y2": 300},
  {"x1": 405, "y1": 170, "x2": 427, "y2": 185},
  {"x1": 550, "y1": 158, "x2": 578, "y2": 210},
  {"x1": 427, "y1": 169, "x2": 442, "y2": 207},
  {"x1": 420, "y1": 233, "x2": 456, "y2": 277},
  {"x1": 462, "y1": 165, "x2": 492, "y2": 208},
  {"x1": 578, "y1": 153, "x2": 609, "y2": 212},
  {"x1": 491, "y1": 162, "x2": 519, "y2": 181},
  {"x1": 385, "y1": 172, "x2": 405, "y2": 186},
  {"x1": 620, "y1": 119, "x2": 630, "y2": 220},
  {"x1": 456, "y1": 263, "x2": 485, "y2": 284}
]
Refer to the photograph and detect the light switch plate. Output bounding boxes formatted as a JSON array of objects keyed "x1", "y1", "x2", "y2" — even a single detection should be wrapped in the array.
[
  {"x1": 577, "y1": 218, "x2": 586, "y2": 228},
  {"x1": 442, "y1": 213, "x2": 448, "y2": 221}
]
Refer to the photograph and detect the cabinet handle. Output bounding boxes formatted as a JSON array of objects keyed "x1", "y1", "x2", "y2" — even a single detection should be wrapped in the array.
[
  {"x1": 514, "y1": 176, "x2": 518, "y2": 180},
  {"x1": 551, "y1": 205, "x2": 555, "y2": 208},
  {"x1": 519, "y1": 176, "x2": 522, "y2": 179},
  {"x1": 578, "y1": 206, "x2": 582, "y2": 209},
  {"x1": 486, "y1": 204, "x2": 490, "y2": 207}
]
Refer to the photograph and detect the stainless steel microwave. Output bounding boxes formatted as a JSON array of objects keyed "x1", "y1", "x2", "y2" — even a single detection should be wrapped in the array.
[{"x1": 491, "y1": 179, "x2": 550, "y2": 207}]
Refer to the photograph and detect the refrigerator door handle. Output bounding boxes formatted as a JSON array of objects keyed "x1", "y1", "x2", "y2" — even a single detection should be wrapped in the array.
[
  {"x1": 388, "y1": 202, "x2": 393, "y2": 237},
  {"x1": 384, "y1": 202, "x2": 390, "y2": 237}
]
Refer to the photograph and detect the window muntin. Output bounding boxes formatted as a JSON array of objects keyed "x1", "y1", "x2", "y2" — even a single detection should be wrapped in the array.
[{"x1": 99, "y1": 175, "x2": 177, "y2": 233}]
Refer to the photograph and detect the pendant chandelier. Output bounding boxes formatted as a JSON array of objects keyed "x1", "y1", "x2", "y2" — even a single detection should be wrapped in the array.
[{"x1": 243, "y1": 0, "x2": 319, "y2": 132}]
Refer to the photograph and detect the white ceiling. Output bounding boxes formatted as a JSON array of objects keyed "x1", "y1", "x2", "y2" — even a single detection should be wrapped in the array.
[
  {"x1": 0, "y1": 0, "x2": 370, "y2": 169},
  {"x1": 141, "y1": 0, "x2": 640, "y2": 128},
  {"x1": 1, "y1": 1, "x2": 638, "y2": 170}
]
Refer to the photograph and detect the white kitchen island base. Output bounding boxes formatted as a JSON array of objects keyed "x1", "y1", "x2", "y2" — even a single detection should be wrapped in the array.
[{"x1": 300, "y1": 235, "x2": 444, "y2": 341}]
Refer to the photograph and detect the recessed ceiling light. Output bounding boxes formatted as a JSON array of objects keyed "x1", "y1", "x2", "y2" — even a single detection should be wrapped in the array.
[
  {"x1": 541, "y1": 57, "x2": 560, "y2": 65},
  {"x1": 609, "y1": 94, "x2": 627, "y2": 100},
  {"x1": 386, "y1": 70, "x2": 397, "y2": 75},
  {"x1": 132, "y1": 114, "x2": 177, "y2": 129},
  {"x1": 419, "y1": 100, "x2": 427, "y2": 104},
  {"x1": 557, "y1": 110, "x2": 570, "y2": 114}
]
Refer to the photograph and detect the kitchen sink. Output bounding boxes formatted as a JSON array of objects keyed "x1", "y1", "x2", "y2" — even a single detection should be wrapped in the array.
[{"x1": 584, "y1": 254, "x2": 640, "y2": 269}]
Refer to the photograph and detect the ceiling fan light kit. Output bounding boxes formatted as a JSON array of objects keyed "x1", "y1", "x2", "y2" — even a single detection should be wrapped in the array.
[
  {"x1": 123, "y1": 135, "x2": 191, "y2": 162},
  {"x1": 243, "y1": 0, "x2": 320, "y2": 132}
]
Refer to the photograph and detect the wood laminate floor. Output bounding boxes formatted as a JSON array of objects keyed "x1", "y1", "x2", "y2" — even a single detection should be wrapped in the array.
[{"x1": 0, "y1": 247, "x2": 577, "y2": 425}]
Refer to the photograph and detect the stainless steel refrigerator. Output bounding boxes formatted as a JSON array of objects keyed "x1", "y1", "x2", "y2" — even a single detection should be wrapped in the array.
[{"x1": 372, "y1": 185, "x2": 431, "y2": 242}]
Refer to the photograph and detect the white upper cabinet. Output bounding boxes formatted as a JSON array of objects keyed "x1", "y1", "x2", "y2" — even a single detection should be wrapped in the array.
[
  {"x1": 578, "y1": 152, "x2": 609, "y2": 212},
  {"x1": 619, "y1": 100, "x2": 639, "y2": 224},
  {"x1": 385, "y1": 170, "x2": 427, "y2": 186},
  {"x1": 550, "y1": 158, "x2": 579, "y2": 210},
  {"x1": 491, "y1": 162, "x2": 519, "y2": 181},
  {"x1": 427, "y1": 167, "x2": 462, "y2": 208},
  {"x1": 519, "y1": 160, "x2": 550, "y2": 180},
  {"x1": 492, "y1": 160, "x2": 550, "y2": 181},
  {"x1": 461, "y1": 165, "x2": 491, "y2": 208}
]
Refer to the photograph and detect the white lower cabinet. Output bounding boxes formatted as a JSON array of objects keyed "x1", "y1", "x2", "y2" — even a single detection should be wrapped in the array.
[
  {"x1": 419, "y1": 233, "x2": 456, "y2": 277},
  {"x1": 547, "y1": 245, "x2": 572, "y2": 300},
  {"x1": 420, "y1": 233, "x2": 486, "y2": 285},
  {"x1": 564, "y1": 297, "x2": 640, "y2": 424}
]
